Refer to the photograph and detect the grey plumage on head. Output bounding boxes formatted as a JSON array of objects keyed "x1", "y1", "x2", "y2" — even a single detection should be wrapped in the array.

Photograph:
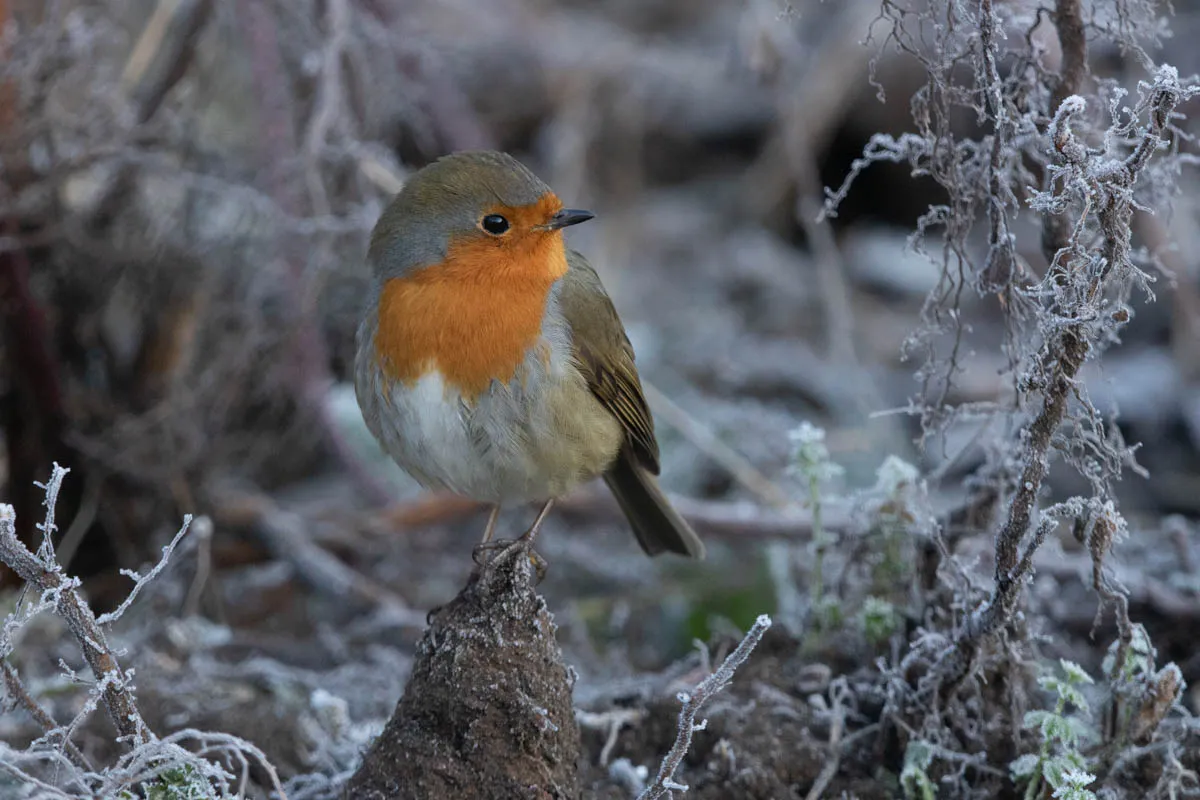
[{"x1": 367, "y1": 151, "x2": 554, "y2": 280}]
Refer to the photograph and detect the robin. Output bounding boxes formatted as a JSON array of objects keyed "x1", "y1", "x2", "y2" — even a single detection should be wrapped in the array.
[{"x1": 354, "y1": 150, "x2": 705, "y2": 559}]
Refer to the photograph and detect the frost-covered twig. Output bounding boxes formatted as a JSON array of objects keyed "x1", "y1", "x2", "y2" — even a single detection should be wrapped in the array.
[
  {"x1": 33, "y1": 462, "x2": 68, "y2": 563},
  {"x1": 0, "y1": 485, "x2": 153, "y2": 745},
  {"x1": 831, "y1": 10, "x2": 1194, "y2": 762},
  {"x1": 98, "y1": 729, "x2": 289, "y2": 799},
  {"x1": 637, "y1": 615, "x2": 773, "y2": 800},
  {"x1": 978, "y1": 0, "x2": 1019, "y2": 293},
  {"x1": 96, "y1": 514, "x2": 194, "y2": 625},
  {"x1": 1041, "y1": 0, "x2": 1089, "y2": 267},
  {"x1": 2, "y1": 467, "x2": 298, "y2": 797},
  {"x1": 925, "y1": 66, "x2": 1196, "y2": 699},
  {"x1": 0, "y1": 749, "x2": 79, "y2": 799},
  {"x1": 0, "y1": 658, "x2": 93, "y2": 771}
]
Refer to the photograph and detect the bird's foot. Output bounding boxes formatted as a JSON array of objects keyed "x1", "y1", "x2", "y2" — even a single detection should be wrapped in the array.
[
  {"x1": 472, "y1": 535, "x2": 547, "y2": 584},
  {"x1": 471, "y1": 536, "x2": 517, "y2": 563}
]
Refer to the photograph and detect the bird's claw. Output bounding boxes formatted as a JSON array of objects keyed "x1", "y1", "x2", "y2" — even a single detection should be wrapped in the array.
[{"x1": 472, "y1": 535, "x2": 547, "y2": 584}]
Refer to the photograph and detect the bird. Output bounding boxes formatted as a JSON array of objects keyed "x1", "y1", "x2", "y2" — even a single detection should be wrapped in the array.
[{"x1": 354, "y1": 150, "x2": 705, "y2": 560}]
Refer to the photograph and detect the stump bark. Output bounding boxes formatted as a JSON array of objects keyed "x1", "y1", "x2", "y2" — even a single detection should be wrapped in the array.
[{"x1": 345, "y1": 545, "x2": 581, "y2": 799}]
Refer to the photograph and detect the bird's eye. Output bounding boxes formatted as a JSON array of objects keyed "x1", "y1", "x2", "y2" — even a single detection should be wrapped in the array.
[{"x1": 481, "y1": 214, "x2": 510, "y2": 235}]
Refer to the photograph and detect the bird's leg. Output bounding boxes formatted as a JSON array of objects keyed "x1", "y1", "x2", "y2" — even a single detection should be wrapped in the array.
[
  {"x1": 518, "y1": 498, "x2": 555, "y2": 547},
  {"x1": 479, "y1": 504, "x2": 501, "y2": 545},
  {"x1": 473, "y1": 499, "x2": 554, "y2": 580},
  {"x1": 470, "y1": 503, "x2": 520, "y2": 564},
  {"x1": 510, "y1": 499, "x2": 554, "y2": 580}
]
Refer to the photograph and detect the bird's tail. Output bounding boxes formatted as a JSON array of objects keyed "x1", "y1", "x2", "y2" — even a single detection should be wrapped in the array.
[{"x1": 603, "y1": 450, "x2": 705, "y2": 559}]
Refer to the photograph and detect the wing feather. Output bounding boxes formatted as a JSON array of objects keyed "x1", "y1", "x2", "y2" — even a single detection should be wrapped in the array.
[{"x1": 558, "y1": 250, "x2": 660, "y2": 474}]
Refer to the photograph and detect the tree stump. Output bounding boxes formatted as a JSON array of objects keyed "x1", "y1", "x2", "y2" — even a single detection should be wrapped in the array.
[{"x1": 345, "y1": 545, "x2": 581, "y2": 799}]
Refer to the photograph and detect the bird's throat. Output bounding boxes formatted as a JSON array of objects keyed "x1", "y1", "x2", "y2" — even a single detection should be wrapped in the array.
[{"x1": 373, "y1": 238, "x2": 567, "y2": 400}]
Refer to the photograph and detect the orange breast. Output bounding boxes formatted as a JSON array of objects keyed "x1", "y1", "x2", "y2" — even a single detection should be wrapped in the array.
[{"x1": 373, "y1": 226, "x2": 569, "y2": 400}]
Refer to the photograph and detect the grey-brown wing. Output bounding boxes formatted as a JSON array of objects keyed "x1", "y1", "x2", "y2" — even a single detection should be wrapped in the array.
[{"x1": 558, "y1": 250, "x2": 661, "y2": 474}]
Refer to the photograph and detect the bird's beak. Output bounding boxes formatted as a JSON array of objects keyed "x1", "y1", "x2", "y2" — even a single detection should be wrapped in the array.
[{"x1": 543, "y1": 208, "x2": 595, "y2": 230}]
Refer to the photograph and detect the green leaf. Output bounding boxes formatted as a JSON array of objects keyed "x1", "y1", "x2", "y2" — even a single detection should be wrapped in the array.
[
  {"x1": 1023, "y1": 710, "x2": 1052, "y2": 732},
  {"x1": 1059, "y1": 660, "x2": 1094, "y2": 686},
  {"x1": 1009, "y1": 753, "x2": 1040, "y2": 780}
]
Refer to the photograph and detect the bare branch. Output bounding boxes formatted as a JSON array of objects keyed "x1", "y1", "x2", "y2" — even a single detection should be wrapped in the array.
[
  {"x1": 1042, "y1": 0, "x2": 1088, "y2": 266},
  {"x1": 925, "y1": 66, "x2": 1195, "y2": 699},
  {"x1": 0, "y1": 499, "x2": 153, "y2": 745},
  {"x1": 978, "y1": 0, "x2": 1018, "y2": 293},
  {"x1": 0, "y1": 659, "x2": 93, "y2": 772},
  {"x1": 638, "y1": 615, "x2": 773, "y2": 800},
  {"x1": 95, "y1": 514, "x2": 194, "y2": 626}
]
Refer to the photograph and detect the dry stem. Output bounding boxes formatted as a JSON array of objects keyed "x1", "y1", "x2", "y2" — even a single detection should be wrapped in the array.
[
  {"x1": 1041, "y1": 0, "x2": 1088, "y2": 266},
  {"x1": 0, "y1": 659, "x2": 93, "y2": 771},
  {"x1": 926, "y1": 64, "x2": 1189, "y2": 698},
  {"x1": 638, "y1": 614, "x2": 773, "y2": 799},
  {"x1": 0, "y1": 472, "x2": 154, "y2": 746}
]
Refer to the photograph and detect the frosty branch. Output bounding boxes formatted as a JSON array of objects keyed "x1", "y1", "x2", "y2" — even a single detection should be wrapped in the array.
[
  {"x1": 0, "y1": 466, "x2": 156, "y2": 746},
  {"x1": 927, "y1": 65, "x2": 1195, "y2": 697},
  {"x1": 638, "y1": 614, "x2": 773, "y2": 800}
]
